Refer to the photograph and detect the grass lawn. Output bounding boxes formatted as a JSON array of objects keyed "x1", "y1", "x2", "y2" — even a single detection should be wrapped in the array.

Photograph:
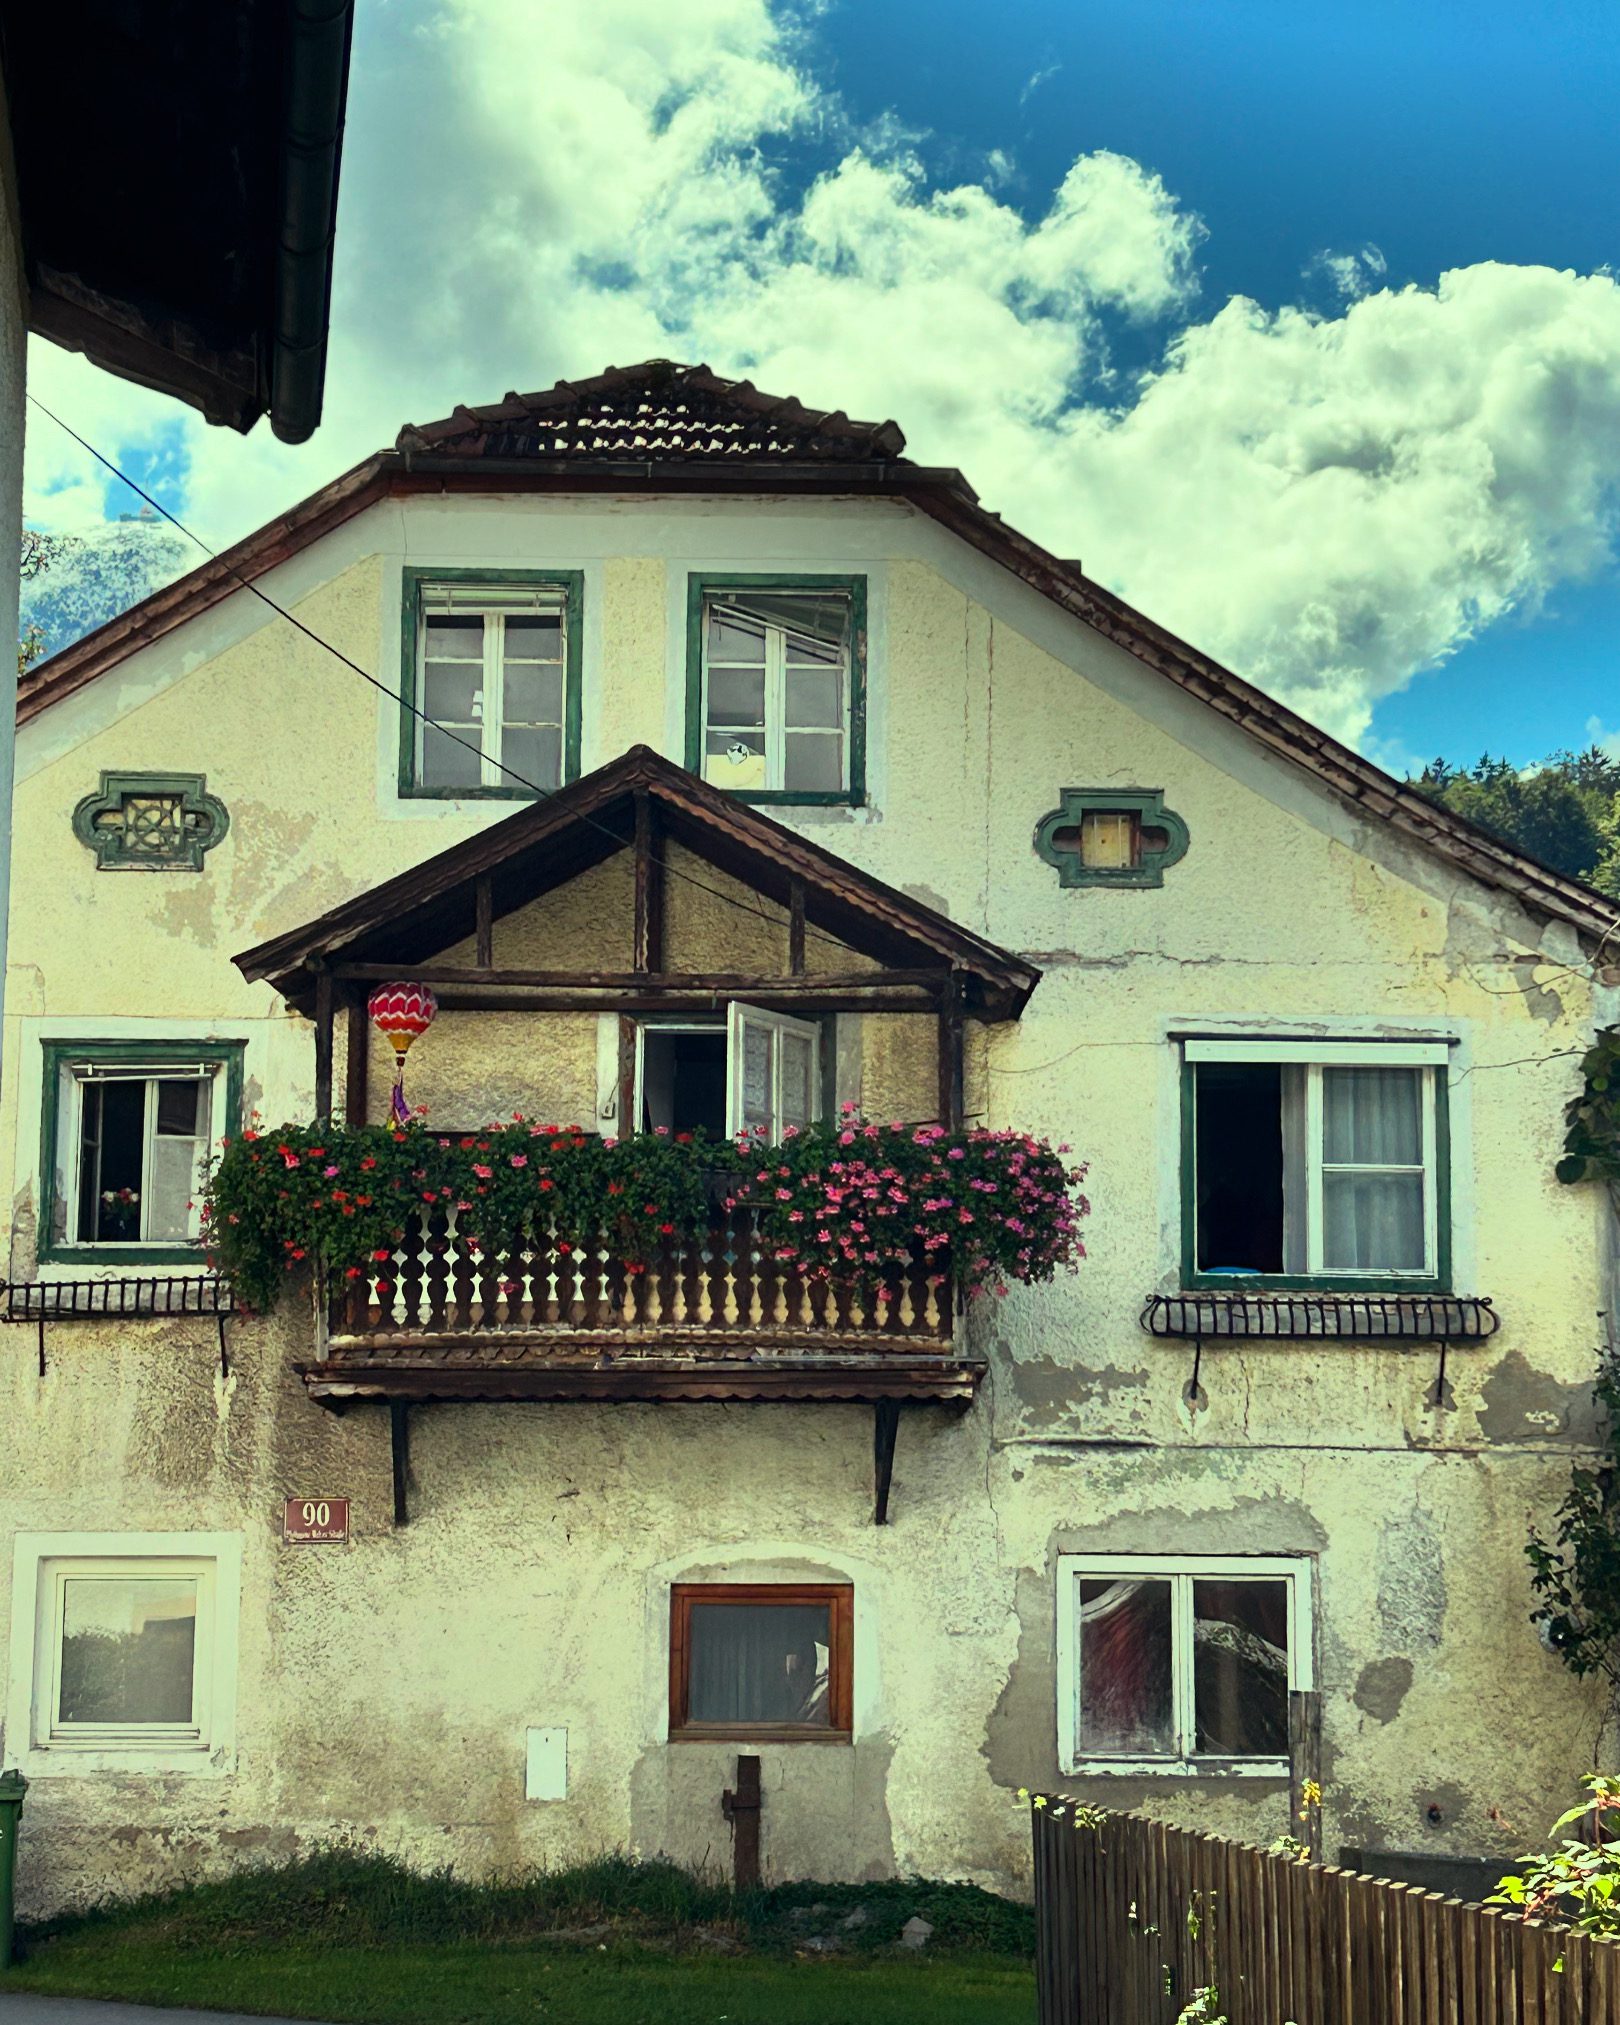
[
  {"x1": 4, "y1": 1851, "x2": 1036, "y2": 2024},
  {"x1": 5, "y1": 1939, "x2": 1035, "y2": 2025}
]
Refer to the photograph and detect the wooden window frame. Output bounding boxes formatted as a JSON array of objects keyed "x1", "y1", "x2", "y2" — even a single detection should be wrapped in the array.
[
  {"x1": 38, "y1": 1040, "x2": 245, "y2": 1267},
  {"x1": 683, "y1": 574, "x2": 867, "y2": 808},
  {"x1": 668, "y1": 1582, "x2": 854, "y2": 1743},
  {"x1": 1179, "y1": 1039, "x2": 1453, "y2": 1293},
  {"x1": 1056, "y1": 1552, "x2": 1313, "y2": 1779},
  {"x1": 397, "y1": 567, "x2": 584, "y2": 801}
]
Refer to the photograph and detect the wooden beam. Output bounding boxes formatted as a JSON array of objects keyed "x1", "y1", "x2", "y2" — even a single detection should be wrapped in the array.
[
  {"x1": 330, "y1": 962, "x2": 950, "y2": 992},
  {"x1": 427, "y1": 982, "x2": 942, "y2": 1014},
  {"x1": 938, "y1": 968, "x2": 965, "y2": 1129},
  {"x1": 618, "y1": 1013, "x2": 637, "y2": 1134},
  {"x1": 873, "y1": 1400, "x2": 901, "y2": 1524},
  {"x1": 313, "y1": 967, "x2": 335, "y2": 1120},
  {"x1": 722, "y1": 1756, "x2": 762, "y2": 1891},
  {"x1": 474, "y1": 875, "x2": 493, "y2": 968},
  {"x1": 632, "y1": 788, "x2": 665, "y2": 975},
  {"x1": 788, "y1": 877, "x2": 806, "y2": 975},
  {"x1": 343, "y1": 988, "x2": 369, "y2": 1125}
]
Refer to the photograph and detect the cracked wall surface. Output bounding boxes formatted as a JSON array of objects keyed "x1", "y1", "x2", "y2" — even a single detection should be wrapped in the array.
[{"x1": 1, "y1": 494, "x2": 1611, "y2": 1910}]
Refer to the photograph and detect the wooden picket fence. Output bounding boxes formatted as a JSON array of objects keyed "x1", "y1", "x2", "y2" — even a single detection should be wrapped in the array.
[{"x1": 1032, "y1": 1802, "x2": 1620, "y2": 2024}]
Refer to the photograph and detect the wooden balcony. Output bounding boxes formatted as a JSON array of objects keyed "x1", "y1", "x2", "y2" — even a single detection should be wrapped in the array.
[{"x1": 298, "y1": 1203, "x2": 981, "y2": 1406}]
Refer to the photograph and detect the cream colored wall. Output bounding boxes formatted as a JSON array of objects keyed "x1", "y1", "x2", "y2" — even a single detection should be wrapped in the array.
[
  {"x1": 0, "y1": 87, "x2": 25, "y2": 1078},
  {"x1": 2, "y1": 490, "x2": 1611, "y2": 1910}
]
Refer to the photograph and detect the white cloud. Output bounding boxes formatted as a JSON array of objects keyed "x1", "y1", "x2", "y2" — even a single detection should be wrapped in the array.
[{"x1": 21, "y1": 0, "x2": 1620, "y2": 753}]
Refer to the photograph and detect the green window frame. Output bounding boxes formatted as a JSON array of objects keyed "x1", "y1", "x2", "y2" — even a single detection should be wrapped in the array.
[
  {"x1": 1178, "y1": 1043, "x2": 1452, "y2": 1293},
  {"x1": 38, "y1": 1040, "x2": 246, "y2": 1267},
  {"x1": 397, "y1": 567, "x2": 584, "y2": 800},
  {"x1": 684, "y1": 574, "x2": 867, "y2": 807},
  {"x1": 72, "y1": 772, "x2": 229, "y2": 872},
  {"x1": 1033, "y1": 788, "x2": 1189, "y2": 889}
]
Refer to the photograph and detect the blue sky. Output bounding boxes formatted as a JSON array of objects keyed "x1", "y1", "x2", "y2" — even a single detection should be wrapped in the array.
[{"x1": 25, "y1": 0, "x2": 1620, "y2": 773}]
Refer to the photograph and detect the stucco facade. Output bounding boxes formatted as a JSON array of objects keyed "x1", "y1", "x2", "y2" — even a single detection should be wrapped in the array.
[{"x1": 2, "y1": 434, "x2": 1614, "y2": 1912}]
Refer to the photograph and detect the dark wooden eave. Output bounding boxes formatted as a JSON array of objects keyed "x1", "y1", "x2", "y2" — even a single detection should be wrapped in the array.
[{"x1": 233, "y1": 745, "x2": 1039, "y2": 1021}]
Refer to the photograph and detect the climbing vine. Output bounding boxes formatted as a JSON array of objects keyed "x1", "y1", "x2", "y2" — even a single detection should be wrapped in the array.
[
  {"x1": 1556, "y1": 1028, "x2": 1620, "y2": 1184},
  {"x1": 1526, "y1": 1341, "x2": 1620, "y2": 1707}
]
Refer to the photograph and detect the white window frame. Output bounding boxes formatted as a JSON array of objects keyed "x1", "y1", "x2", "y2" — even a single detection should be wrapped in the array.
[
  {"x1": 726, "y1": 1002, "x2": 822, "y2": 1139},
  {"x1": 416, "y1": 583, "x2": 569, "y2": 792},
  {"x1": 701, "y1": 590, "x2": 852, "y2": 795},
  {"x1": 61, "y1": 1061, "x2": 219, "y2": 1250},
  {"x1": 1184, "y1": 1039, "x2": 1447, "y2": 1281},
  {"x1": 1056, "y1": 1552, "x2": 1313, "y2": 1778},
  {"x1": 8, "y1": 1532, "x2": 242, "y2": 1775}
]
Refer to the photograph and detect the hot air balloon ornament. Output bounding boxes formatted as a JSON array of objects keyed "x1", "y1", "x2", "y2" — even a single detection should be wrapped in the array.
[{"x1": 367, "y1": 983, "x2": 438, "y2": 1124}]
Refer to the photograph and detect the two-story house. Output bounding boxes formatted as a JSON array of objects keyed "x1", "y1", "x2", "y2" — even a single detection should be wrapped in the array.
[{"x1": 2, "y1": 360, "x2": 1612, "y2": 1909}]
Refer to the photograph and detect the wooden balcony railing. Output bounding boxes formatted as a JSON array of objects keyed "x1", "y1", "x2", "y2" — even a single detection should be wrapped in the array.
[{"x1": 326, "y1": 1204, "x2": 956, "y2": 1354}]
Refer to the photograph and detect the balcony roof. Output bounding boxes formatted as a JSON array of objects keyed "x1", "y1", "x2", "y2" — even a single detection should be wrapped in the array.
[{"x1": 235, "y1": 744, "x2": 1040, "y2": 1020}]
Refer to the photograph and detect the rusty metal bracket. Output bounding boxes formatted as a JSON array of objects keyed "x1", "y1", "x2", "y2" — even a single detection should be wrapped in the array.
[
  {"x1": 1184, "y1": 1333, "x2": 1206, "y2": 1410},
  {"x1": 1424, "y1": 1338, "x2": 1455, "y2": 1413},
  {"x1": 873, "y1": 1400, "x2": 901, "y2": 1525},
  {"x1": 217, "y1": 1312, "x2": 230, "y2": 1379}
]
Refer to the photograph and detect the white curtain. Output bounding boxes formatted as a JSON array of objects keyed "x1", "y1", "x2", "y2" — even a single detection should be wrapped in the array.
[{"x1": 1321, "y1": 1068, "x2": 1425, "y2": 1270}]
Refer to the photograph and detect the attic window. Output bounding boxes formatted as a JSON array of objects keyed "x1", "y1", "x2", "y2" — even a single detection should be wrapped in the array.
[
  {"x1": 400, "y1": 571, "x2": 582, "y2": 800},
  {"x1": 1033, "y1": 790, "x2": 1188, "y2": 890},
  {"x1": 72, "y1": 773, "x2": 228, "y2": 871}
]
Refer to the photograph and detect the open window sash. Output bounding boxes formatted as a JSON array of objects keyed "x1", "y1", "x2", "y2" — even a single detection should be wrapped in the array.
[{"x1": 726, "y1": 1002, "x2": 821, "y2": 1139}]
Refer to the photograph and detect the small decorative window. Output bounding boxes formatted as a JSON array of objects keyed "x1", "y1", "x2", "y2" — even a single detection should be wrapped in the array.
[
  {"x1": 40, "y1": 1041, "x2": 244, "y2": 1265},
  {"x1": 669, "y1": 1583, "x2": 853, "y2": 1740},
  {"x1": 1033, "y1": 789, "x2": 1188, "y2": 888},
  {"x1": 1182, "y1": 1040, "x2": 1450, "y2": 1290},
  {"x1": 399, "y1": 569, "x2": 583, "y2": 798},
  {"x1": 1056, "y1": 1554, "x2": 1311, "y2": 1776},
  {"x1": 686, "y1": 576, "x2": 866, "y2": 804},
  {"x1": 10, "y1": 1532, "x2": 243, "y2": 1772},
  {"x1": 72, "y1": 773, "x2": 228, "y2": 871}
]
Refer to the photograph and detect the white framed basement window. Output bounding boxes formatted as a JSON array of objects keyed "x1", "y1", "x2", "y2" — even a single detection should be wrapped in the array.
[
  {"x1": 8, "y1": 1532, "x2": 242, "y2": 1775},
  {"x1": 1056, "y1": 1553, "x2": 1313, "y2": 1777},
  {"x1": 1181, "y1": 1039, "x2": 1452, "y2": 1291}
]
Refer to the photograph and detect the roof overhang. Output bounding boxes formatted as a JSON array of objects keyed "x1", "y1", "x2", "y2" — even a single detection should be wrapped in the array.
[{"x1": 233, "y1": 744, "x2": 1041, "y2": 1021}]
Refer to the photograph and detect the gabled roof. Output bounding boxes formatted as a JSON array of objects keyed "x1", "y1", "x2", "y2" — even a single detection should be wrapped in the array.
[
  {"x1": 234, "y1": 745, "x2": 1040, "y2": 1020},
  {"x1": 395, "y1": 359, "x2": 909, "y2": 464},
  {"x1": 24, "y1": 358, "x2": 1620, "y2": 947}
]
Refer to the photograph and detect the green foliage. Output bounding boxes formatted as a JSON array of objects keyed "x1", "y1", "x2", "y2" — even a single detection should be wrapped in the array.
[
  {"x1": 1490, "y1": 1777, "x2": 1620, "y2": 1946},
  {"x1": 1557, "y1": 1029, "x2": 1620, "y2": 1186},
  {"x1": 17, "y1": 1845, "x2": 1035, "y2": 1961},
  {"x1": 1526, "y1": 1343, "x2": 1620, "y2": 1690},
  {"x1": 1413, "y1": 747, "x2": 1620, "y2": 897},
  {"x1": 202, "y1": 1113, "x2": 1090, "y2": 1316}
]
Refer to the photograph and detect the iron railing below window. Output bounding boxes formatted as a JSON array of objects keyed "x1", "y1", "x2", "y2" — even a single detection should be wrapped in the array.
[
  {"x1": 1, "y1": 1275, "x2": 236, "y2": 1322},
  {"x1": 1139, "y1": 1291, "x2": 1499, "y2": 1341}
]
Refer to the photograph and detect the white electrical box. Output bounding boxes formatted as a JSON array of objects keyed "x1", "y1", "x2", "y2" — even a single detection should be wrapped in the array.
[{"x1": 525, "y1": 1726, "x2": 567, "y2": 1801}]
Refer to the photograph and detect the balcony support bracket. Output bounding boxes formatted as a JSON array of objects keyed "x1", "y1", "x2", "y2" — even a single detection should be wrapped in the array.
[
  {"x1": 390, "y1": 1399, "x2": 411, "y2": 1526},
  {"x1": 873, "y1": 1399, "x2": 902, "y2": 1525}
]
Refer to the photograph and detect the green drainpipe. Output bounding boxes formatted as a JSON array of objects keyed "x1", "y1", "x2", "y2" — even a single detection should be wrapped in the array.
[{"x1": 0, "y1": 1768, "x2": 26, "y2": 1967}]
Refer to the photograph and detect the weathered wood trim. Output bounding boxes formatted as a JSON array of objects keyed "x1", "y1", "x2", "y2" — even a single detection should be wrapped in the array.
[
  {"x1": 343, "y1": 988, "x2": 368, "y2": 1125},
  {"x1": 474, "y1": 875, "x2": 493, "y2": 967},
  {"x1": 312, "y1": 967, "x2": 335, "y2": 1120},
  {"x1": 788, "y1": 877, "x2": 806, "y2": 975}
]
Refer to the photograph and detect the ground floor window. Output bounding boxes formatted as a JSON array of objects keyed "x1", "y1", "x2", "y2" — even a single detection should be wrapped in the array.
[
  {"x1": 8, "y1": 1532, "x2": 242, "y2": 1772},
  {"x1": 636, "y1": 1003, "x2": 821, "y2": 1141},
  {"x1": 669, "y1": 1583, "x2": 853, "y2": 1740},
  {"x1": 1056, "y1": 1554, "x2": 1311, "y2": 1776}
]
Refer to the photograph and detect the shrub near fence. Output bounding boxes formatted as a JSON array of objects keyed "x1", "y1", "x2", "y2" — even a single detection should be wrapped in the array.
[{"x1": 1031, "y1": 1801, "x2": 1620, "y2": 2025}]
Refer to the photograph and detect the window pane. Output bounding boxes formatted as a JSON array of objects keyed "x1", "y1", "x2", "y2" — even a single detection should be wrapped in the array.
[
  {"x1": 59, "y1": 1576, "x2": 197, "y2": 1725},
  {"x1": 1323, "y1": 1068, "x2": 1422, "y2": 1165},
  {"x1": 688, "y1": 1601, "x2": 831, "y2": 1726},
  {"x1": 423, "y1": 664, "x2": 484, "y2": 723},
  {"x1": 780, "y1": 1032, "x2": 814, "y2": 1131},
  {"x1": 1323, "y1": 1171, "x2": 1425, "y2": 1270},
  {"x1": 741, "y1": 1021, "x2": 773, "y2": 1131},
  {"x1": 502, "y1": 614, "x2": 562, "y2": 661},
  {"x1": 784, "y1": 733, "x2": 845, "y2": 794},
  {"x1": 1194, "y1": 1064, "x2": 1285, "y2": 1274},
  {"x1": 155, "y1": 1079, "x2": 205, "y2": 1137},
  {"x1": 708, "y1": 610, "x2": 767, "y2": 663},
  {"x1": 499, "y1": 726, "x2": 563, "y2": 791},
  {"x1": 422, "y1": 615, "x2": 484, "y2": 660},
  {"x1": 785, "y1": 669, "x2": 843, "y2": 728},
  {"x1": 503, "y1": 663, "x2": 563, "y2": 725},
  {"x1": 421, "y1": 725, "x2": 482, "y2": 791},
  {"x1": 1078, "y1": 1577, "x2": 1175, "y2": 1756},
  {"x1": 82, "y1": 1080, "x2": 145, "y2": 1242},
  {"x1": 1192, "y1": 1580, "x2": 1290, "y2": 1756},
  {"x1": 1079, "y1": 811, "x2": 1137, "y2": 868},
  {"x1": 148, "y1": 1135, "x2": 198, "y2": 1242},
  {"x1": 705, "y1": 730, "x2": 767, "y2": 792},
  {"x1": 708, "y1": 666, "x2": 767, "y2": 727}
]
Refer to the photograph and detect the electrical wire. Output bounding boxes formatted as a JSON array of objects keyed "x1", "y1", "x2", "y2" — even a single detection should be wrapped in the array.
[{"x1": 25, "y1": 396, "x2": 858, "y2": 958}]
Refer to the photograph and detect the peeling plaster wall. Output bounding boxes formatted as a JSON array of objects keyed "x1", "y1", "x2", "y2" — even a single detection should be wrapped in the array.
[{"x1": 3, "y1": 492, "x2": 1611, "y2": 1910}]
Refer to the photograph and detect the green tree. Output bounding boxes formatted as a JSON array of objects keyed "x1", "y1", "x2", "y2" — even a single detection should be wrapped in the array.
[
  {"x1": 1413, "y1": 748, "x2": 1620, "y2": 896},
  {"x1": 17, "y1": 527, "x2": 67, "y2": 678}
]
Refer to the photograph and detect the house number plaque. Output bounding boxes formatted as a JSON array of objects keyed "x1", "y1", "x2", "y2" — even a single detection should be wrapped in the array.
[{"x1": 283, "y1": 1496, "x2": 350, "y2": 1544}]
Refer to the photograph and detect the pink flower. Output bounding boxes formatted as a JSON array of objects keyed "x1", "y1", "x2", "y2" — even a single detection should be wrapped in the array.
[
  {"x1": 472, "y1": 1163, "x2": 493, "y2": 1179},
  {"x1": 509, "y1": 1154, "x2": 528, "y2": 1169},
  {"x1": 323, "y1": 1164, "x2": 340, "y2": 1179}
]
